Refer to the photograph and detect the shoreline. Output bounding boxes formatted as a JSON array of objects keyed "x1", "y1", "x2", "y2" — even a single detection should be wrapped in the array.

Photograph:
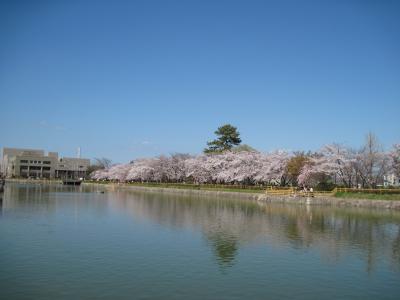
[
  {"x1": 4, "y1": 179, "x2": 400, "y2": 210},
  {"x1": 83, "y1": 182, "x2": 400, "y2": 210}
]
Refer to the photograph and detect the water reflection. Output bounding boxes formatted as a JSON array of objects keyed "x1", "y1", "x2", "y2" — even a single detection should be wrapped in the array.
[
  {"x1": 108, "y1": 188, "x2": 400, "y2": 271},
  {"x1": 206, "y1": 232, "x2": 238, "y2": 267},
  {"x1": 2, "y1": 183, "x2": 400, "y2": 272}
]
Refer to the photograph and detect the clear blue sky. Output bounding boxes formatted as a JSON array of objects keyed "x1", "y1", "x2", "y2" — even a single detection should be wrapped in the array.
[{"x1": 1, "y1": 0, "x2": 399, "y2": 162}]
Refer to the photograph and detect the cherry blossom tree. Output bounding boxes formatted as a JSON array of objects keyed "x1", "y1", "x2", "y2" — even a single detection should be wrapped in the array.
[
  {"x1": 125, "y1": 158, "x2": 155, "y2": 182},
  {"x1": 91, "y1": 168, "x2": 109, "y2": 181},
  {"x1": 168, "y1": 153, "x2": 192, "y2": 182},
  {"x1": 389, "y1": 144, "x2": 400, "y2": 178},
  {"x1": 297, "y1": 144, "x2": 357, "y2": 187},
  {"x1": 254, "y1": 151, "x2": 291, "y2": 185},
  {"x1": 105, "y1": 164, "x2": 131, "y2": 182}
]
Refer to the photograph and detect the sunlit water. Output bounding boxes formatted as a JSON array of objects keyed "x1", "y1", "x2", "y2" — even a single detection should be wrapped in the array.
[{"x1": 1, "y1": 183, "x2": 399, "y2": 299}]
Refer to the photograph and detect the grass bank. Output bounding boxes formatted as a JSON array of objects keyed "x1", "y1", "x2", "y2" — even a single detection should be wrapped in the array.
[
  {"x1": 81, "y1": 181, "x2": 400, "y2": 209},
  {"x1": 334, "y1": 192, "x2": 400, "y2": 201},
  {"x1": 86, "y1": 181, "x2": 400, "y2": 200},
  {"x1": 85, "y1": 181, "x2": 265, "y2": 194}
]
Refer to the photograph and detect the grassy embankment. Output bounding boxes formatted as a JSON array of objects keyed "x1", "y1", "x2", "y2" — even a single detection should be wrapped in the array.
[
  {"x1": 86, "y1": 181, "x2": 265, "y2": 194},
  {"x1": 85, "y1": 181, "x2": 400, "y2": 200},
  {"x1": 334, "y1": 192, "x2": 400, "y2": 201}
]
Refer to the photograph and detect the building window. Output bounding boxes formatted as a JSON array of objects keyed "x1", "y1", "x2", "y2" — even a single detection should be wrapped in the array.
[
  {"x1": 43, "y1": 161, "x2": 51, "y2": 164},
  {"x1": 20, "y1": 160, "x2": 28, "y2": 163}
]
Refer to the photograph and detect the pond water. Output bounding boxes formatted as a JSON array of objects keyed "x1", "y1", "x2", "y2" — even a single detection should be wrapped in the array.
[{"x1": 1, "y1": 183, "x2": 399, "y2": 299}]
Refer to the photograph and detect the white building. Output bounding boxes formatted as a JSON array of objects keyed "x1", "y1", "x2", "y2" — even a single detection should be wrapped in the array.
[{"x1": 383, "y1": 174, "x2": 400, "y2": 187}]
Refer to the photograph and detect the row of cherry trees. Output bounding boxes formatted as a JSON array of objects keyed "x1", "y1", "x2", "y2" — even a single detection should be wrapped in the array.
[
  {"x1": 91, "y1": 151, "x2": 291, "y2": 185},
  {"x1": 91, "y1": 141, "x2": 400, "y2": 188}
]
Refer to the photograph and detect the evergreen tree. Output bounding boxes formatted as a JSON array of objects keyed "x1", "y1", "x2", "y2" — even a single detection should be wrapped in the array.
[{"x1": 204, "y1": 124, "x2": 242, "y2": 153}]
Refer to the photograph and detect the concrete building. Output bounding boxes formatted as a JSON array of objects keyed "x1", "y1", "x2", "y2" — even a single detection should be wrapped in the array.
[
  {"x1": 1, "y1": 147, "x2": 90, "y2": 179},
  {"x1": 56, "y1": 157, "x2": 90, "y2": 179}
]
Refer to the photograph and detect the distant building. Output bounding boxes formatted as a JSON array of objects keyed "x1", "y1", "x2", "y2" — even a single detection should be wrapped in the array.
[
  {"x1": 1, "y1": 147, "x2": 90, "y2": 179},
  {"x1": 56, "y1": 157, "x2": 90, "y2": 179},
  {"x1": 383, "y1": 174, "x2": 400, "y2": 187}
]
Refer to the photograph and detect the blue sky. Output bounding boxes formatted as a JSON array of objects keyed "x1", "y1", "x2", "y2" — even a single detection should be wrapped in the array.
[{"x1": 1, "y1": 0, "x2": 399, "y2": 163}]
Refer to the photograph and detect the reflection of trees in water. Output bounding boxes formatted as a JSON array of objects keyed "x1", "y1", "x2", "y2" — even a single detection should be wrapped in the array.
[
  {"x1": 265, "y1": 204, "x2": 400, "y2": 272},
  {"x1": 110, "y1": 190, "x2": 400, "y2": 272},
  {"x1": 6, "y1": 183, "x2": 396, "y2": 272},
  {"x1": 206, "y1": 231, "x2": 238, "y2": 267},
  {"x1": 111, "y1": 191, "x2": 262, "y2": 267},
  {"x1": 391, "y1": 227, "x2": 400, "y2": 270}
]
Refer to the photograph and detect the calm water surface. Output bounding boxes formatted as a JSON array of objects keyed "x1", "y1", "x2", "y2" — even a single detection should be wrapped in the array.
[{"x1": 1, "y1": 183, "x2": 399, "y2": 299}]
